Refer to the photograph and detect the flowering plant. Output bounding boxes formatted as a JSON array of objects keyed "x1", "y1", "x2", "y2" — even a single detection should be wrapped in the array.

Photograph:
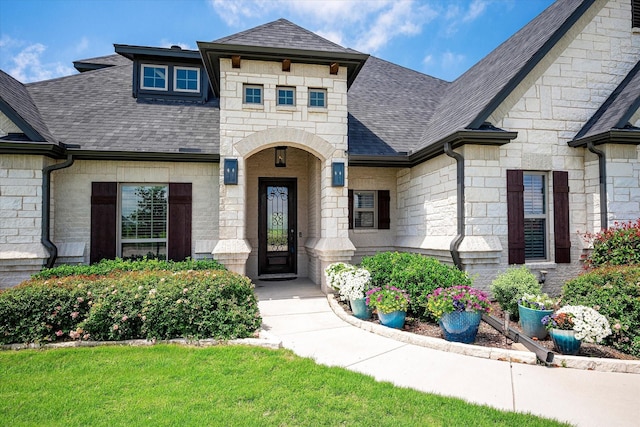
[
  {"x1": 518, "y1": 293, "x2": 557, "y2": 311},
  {"x1": 541, "y1": 305, "x2": 612, "y2": 343},
  {"x1": 365, "y1": 285, "x2": 410, "y2": 314},
  {"x1": 425, "y1": 285, "x2": 491, "y2": 320},
  {"x1": 324, "y1": 262, "x2": 371, "y2": 300}
]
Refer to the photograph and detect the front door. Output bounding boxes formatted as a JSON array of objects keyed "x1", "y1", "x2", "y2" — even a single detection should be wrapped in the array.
[{"x1": 258, "y1": 178, "x2": 297, "y2": 275}]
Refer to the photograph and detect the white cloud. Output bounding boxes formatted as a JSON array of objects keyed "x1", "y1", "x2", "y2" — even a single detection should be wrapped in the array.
[
  {"x1": 75, "y1": 36, "x2": 89, "y2": 54},
  {"x1": 463, "y1": 0, "x2": 488, "y2": 22},
  {"x1": 4, "y1": 42, "x2": 75, "y2": 83},
  {"x1": 160, "y1": 39, "x2": 192, "y2": 50},
  {"x1": 441, "y1": 51, "x2": 466, "y2": 69}
]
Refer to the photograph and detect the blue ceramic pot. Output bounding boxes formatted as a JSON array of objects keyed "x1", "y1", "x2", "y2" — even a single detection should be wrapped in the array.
[
  {"x1": 439, "y1": 311, "x2": 482, "y2": 343},
  {"x1": 550, "y1": 329, "x2": 581, "y2": 355},
  {"x1": 350, "y1": 298, "x2": 372, "y2": 320},
  {"x1": 377, "y1": 310, "x2": 406, "y2": 329},
  {"x1": 518, "y1": 304, "x2": 554, "y2": 339}
]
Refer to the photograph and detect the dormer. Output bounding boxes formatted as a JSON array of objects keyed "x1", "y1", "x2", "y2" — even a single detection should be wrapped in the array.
[{"x1": 114, "y1": 44, "x2": 212, "y2": 103}]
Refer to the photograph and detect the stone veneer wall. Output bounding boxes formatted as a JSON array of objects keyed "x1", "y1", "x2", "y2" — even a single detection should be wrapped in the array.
[
  {"x1": 0, "y1": 155, "x2": 48, "y2": 288},
  {"x1": 51, "y1": 160, "x2": 219, "y2": 263}
]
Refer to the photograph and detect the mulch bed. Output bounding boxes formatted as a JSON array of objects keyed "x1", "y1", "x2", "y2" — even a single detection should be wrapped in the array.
[{"x1": 340, "y1": 300, "x2": 638, "y2": 361}]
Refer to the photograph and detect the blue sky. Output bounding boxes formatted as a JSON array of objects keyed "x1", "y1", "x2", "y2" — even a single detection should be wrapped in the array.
[{"x1": 1, "y1": 0, "x2": 555, "y2": 84}]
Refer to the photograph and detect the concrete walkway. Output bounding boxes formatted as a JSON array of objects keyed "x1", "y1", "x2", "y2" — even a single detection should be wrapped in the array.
[{"x1": 255, "y1": 278, "x2": 640, "y2": 427}]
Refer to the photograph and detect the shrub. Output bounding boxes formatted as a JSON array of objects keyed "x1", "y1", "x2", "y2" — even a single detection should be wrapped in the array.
[
  {"x1": 562, "y1": 265, "x2": 640, "y2": 357},
  {"x1": 360, "y1": 252, "x2": 471, "y2": 320},
  {"x1": 490, "y1": 266, "x2": 541, "y2": 319},
  {"x1": 583, "y1": 219, "x2": 640, "y2": 268},
  {"x1": 0, "y1": 269, "x2": 261, "y2": 345},
  {"x1": 31, "y1": 257, "x2": 226, "y2": 280}
]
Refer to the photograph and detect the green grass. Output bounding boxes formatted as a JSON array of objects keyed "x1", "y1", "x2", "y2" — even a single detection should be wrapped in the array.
[{"x1": 0, "y1": 345, "x2": 567, "y2": 427}]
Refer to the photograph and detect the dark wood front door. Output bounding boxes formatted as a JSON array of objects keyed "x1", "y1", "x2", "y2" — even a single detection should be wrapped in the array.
[{"x1": 258, "y1": 178, "x2": 297, "y2": 275}]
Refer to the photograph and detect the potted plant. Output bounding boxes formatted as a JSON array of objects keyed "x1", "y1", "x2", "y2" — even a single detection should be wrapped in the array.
[
  {"x1": 425, "y1": 285, "x2": 492, "y2": 343},
  {"x1": 541, "y1": 305, "x2": 612, "y2": 355},
  {"x1": 365, "y1": 285, "x2": 410, "y2": 328},
  {"x1": 518, "y1": 293, "x2": 557, "y2": 339},
  {"x1": 325, "y1": 262, "x2": 372, "y2": 319}
]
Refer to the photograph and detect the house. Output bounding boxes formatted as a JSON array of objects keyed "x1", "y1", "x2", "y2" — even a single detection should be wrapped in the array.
[{"x1": 1, "y1": 0, "x2": 639, "y2": 293}]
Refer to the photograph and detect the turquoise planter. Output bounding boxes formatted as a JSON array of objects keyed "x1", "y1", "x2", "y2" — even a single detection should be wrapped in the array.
[
  {"x1": 518, "y1": 305, "x2": 553, "y2": 339},
  {"x1": 349, "y1": 298, "x2": 372, "y2": 320},
  {"x1": 377, "y1": 310, "x2": 406, "y2": 329},
  {"x1": 439, "y1": 311, "x2": 482, "y2": 344},
  {"x1": 550, "y1": 329, "x2": 582, "y2": 355}
]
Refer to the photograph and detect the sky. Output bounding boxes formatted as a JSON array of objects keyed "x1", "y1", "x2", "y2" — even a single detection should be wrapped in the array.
[{"x1": 1, "y1": 0, "x2": 556, "y2": 84}]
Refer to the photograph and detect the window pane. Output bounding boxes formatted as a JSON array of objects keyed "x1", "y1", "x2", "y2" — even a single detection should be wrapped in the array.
[
  {"x1": 245, "y1": 87, "x2": 262, "y2": 104},
  {"x1": 309, "y1": 90, "x2": 325, "y2": 107},
  {"x1": 121, "y1": 185, "x2": 167, "y2": 256},
  {"x1": 142, "y1": 66, "x2": 166, "y2": 89},
  {"x1": 524, "y1": 174, "x2": 545, "y2": 215},
  {"x1": 121, "y1": 242, "x2": 167, "y2": 260},
  {"x1": 176, "y1": 68, "x2": 199, "y2": 91},
  {"x1": 355, "y1": 212, "x2": 374, "y2": 228},
  {"x1": 524, "y1": 218, "x2": 546, "y2": 259},
  {"x1": 278, "y1": 88, "x2": 294, "y2": 105},
  {"x1": 355, "y1": 192, "x2": 374, "y2": 209}
]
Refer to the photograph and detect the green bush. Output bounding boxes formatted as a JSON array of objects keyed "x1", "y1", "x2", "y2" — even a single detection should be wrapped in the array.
[
  {"x1": 562, "y1": 265, "x2": 640, "y2": 357},
  {"x1": 0, "y1": 269, "x2": 261, "y2": 345},
  {"x1": 490, "y1": 266, "x2": 541, "y2": 319},
  {"x1": 584, "y1": 219, "x2": 640, "y2": 268},
  {"x1": 360, "y1": 252, "x2": 471, "y2": 320},
  {"x1": 31, "y1": 257, "x2": 226, "y2": 280}
]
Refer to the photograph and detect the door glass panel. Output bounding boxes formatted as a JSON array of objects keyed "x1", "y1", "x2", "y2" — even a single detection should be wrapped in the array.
[{"x1": 267, "y1": 186, "x2": 288, "y2": 252}]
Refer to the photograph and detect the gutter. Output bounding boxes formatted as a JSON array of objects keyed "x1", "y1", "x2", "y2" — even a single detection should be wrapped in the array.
[
  {"x1": 42, "y1": 154, "x2": 75, "y2": 269},
  {"x1": 444, "y1": 142, "x2": 464, "y2": 270},
  {"x1": 587, "y1": 142, "x2": 607, "y2": 230}
]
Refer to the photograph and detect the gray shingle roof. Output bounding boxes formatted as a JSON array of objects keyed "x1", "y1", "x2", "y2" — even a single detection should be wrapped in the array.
[
  {"x1": 348, "y1": 56, "x2": 449, "y2": 155},
  {"x1": 73, "y1": 54, "x2": 131, "y2": 72},
  {"x1": 0, "y1": 70, "x2": 56, "y2": 142},
  {"x1": 26, "y1": 63, "x2": 219, "y2": 155},
  {"x1": 417, "y1": 0, "x2": 591, "y2": 152}
]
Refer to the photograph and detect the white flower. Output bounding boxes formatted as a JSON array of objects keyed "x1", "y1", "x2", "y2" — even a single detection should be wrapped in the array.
[
  {"x1": 324, "y1": 263, "x2": 371, "y2": 301},
  {"x1": 556, "y1": 305, "x2": 612, "y2": 343}
]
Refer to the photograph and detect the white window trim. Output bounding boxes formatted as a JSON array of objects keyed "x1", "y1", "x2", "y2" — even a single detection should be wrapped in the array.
[
  {"x1": 308, "y1": 88, "x2": 327, "y2": 108},
  {"x1": 140, "y1": 64, "x2": 168, "y2": 91},
  {"x1": 354, "y1": 190, "x2": 377, "y2": 229},
  {"x1": 523, "y1": 172, "x2": 548, "y2": 261},
  {"x1": 174, "y1": 66, "x2": 200, "y2": 93},
  {"x1": 277, "y1": 86, "x2": 296, "y2": 106},
  {"x1": 117, "y1": 183, "x2": 169, "y2": 258},
  {"x1": 243, "y1": 84, "x2": 263, "y2": 105}
]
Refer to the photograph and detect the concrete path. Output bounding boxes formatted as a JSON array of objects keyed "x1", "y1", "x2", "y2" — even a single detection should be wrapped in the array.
[{"x1": 255, "y1": 279, "x2": 640, "y2": 427}]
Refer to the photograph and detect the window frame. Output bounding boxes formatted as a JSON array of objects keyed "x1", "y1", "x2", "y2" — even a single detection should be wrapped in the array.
[
  {"x1": 523, "y1": 172, "x2": 548, "y2": 261},
  {"x1": 140, "y1": 64, "x2": 169, "y2": 91},
  {"x1": 243, "y1": 84, "x2": 263, "y2": 105},
  {"x1": 118, "y1": 184, "x2": 169, "y2": 260},
  {"x1": 174, "y1": 66, "x2": 200, "y2": 93},
  {"x1": 353, "y1": 190, "x2": 377, "y2": 229},
  {"x1": 308, "y1": 88, "x2": 327, "y2": 108},
  {"x1": 277, "y1": 86, "x2": 296, "y2": 106}
]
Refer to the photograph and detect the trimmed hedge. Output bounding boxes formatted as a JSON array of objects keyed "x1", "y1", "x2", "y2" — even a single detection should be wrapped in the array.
[
  {"x1": 0, "y1": 268, "x2": 261, "y2": 345},
  {"x1": 562, "y1": 265, "x2": 640, "y2": 357},
  {"x1": 360, "y1": 252, "x2": 471, "y2": 320}
]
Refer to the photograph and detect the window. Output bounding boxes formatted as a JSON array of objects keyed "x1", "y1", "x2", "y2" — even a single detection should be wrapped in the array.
[
  {"x1": 277, "y1": 87, "x2": 295, "y2": 106},
  {"x1": 523, "y1": 173, "x2": 546, "y2": 260},
  {"x1": 309, "y1": 89, "x2": 326, "y2": 107},
  {"x1": 633, "y1": 0, "x2": 640, "y2": 28},
  {"x1": 348, "y1": 190, "x2": 390, "y2": 230},
  {"x1": 120, "y1": 185, "x2": 168, "y2": 260},
  {"x1": 507, "y1": 170, "x2": 570, "y2": 264},
  {"x1": 141, "y1": 64, "x2": 168, "y2": 90},
  {"x1": 244, "y1": 85, "x2": 263, "y2": 104},
  {"x1": 174, "y1": 67, "x2": 200, "y2": 92}
]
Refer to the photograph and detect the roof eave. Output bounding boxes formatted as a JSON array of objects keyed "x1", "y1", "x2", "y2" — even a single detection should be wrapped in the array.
[
  {"x1": 569, "y1": 129, "x2": 640, "y2": 147},
  {"x1": 0, "y1": 98, "x2": 48, "y2": 143},
  {"x1": 114, "y1": 44, "x2": 202, "y2": 61},
  {"x1": 0, "y1": 140, "x2": 66, "y2": 158},
  {"x1": 68, "y1": 149, "x2": 220, "y2": 163}
]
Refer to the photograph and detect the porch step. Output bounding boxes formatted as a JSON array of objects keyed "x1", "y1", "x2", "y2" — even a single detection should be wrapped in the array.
[{"x1": 257, "y1": 273, "x2": 298, "y2": 281}]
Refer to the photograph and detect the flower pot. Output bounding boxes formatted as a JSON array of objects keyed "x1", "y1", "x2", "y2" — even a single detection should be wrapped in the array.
[
  {"x1": 550, "y1": 329, "x2": 581, "y2": 355},
  {"x1": 439, "y1": 311, "x2": 482, "y2": 344},
  {"x1": 349, "y1": 298, "x2": 372, "y2": 320},
  {"x1": 518, "y1": 304, "x2": 553, "y2": 339},
  {"x1": 377, "y1": 310, "x2": 406, "y2": 329}
]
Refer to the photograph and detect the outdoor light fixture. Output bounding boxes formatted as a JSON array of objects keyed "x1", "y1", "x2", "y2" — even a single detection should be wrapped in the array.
[
  {"x1": 224, "y1": 158, "x2": 238, "y2": 185},
  {"x1": 332, "y1": 162, "x2": 345, "y2": 186},
  {"x1": 275, "y1": 146, "x2": 287, "y2": 167}
]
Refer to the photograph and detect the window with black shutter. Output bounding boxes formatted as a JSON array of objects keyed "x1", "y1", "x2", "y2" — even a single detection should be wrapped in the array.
[{"x1": 348, "y1": 189, "x2": 390, "y2": 230}]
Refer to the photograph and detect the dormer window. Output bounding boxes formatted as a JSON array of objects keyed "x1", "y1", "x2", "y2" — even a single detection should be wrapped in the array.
[
  {"x1": 141, "y1": 64, "x2": 168, "y2": 90},
  {"x1": 175, "y1": 67, "x2": 200, "y2": 92}
]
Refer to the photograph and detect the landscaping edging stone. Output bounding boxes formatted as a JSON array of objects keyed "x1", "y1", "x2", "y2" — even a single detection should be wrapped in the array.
[{"x1": 327, "y1": 294, "x2": 640, "y2": 374}]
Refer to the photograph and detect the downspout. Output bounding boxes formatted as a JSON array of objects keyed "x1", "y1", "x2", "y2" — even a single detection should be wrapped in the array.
[
  {"x1": 586, "y1": 142, "x2": 607, "y2": 230},
  {"x1": 444, "y1": 142, "x2": 464, "y2": 270},
  {"x1": 42, "y1": 154, "x2": 74, "y2": 268}
]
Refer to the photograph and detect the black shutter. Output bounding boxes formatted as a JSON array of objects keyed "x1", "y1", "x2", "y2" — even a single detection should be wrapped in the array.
[
  {"x1": 377, "y1": 190, "x2": 390, "y2": 230},
  {"x1": 553, "y1": 171, "x2": 571, "y2": 263},
  {"x1": 507, "y1": 170, "x2": 525, "y2": 264},
  {"x1": 90, "y1": 182, "x2": 117, "y2": 264},
  {"x1": 348, "y1": 190, "x2": 353, "y2": 230},
  {"x1": 168, "y1": 183, "x2": 192, "y2": 261},
  {"x1": 633, "y1": 0, "x2": 640, "y2": 28}
]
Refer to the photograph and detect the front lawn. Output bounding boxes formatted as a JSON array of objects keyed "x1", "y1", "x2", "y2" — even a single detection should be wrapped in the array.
[{"x1": 0, "y1": 345, "x2": 566, "y2": 426}]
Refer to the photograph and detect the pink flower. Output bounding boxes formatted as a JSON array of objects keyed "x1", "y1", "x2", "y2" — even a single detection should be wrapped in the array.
[
  {"x1": 112, "y1": 324, "x2": 119, "y2": 331},
  {"x1": 71, "y1": 312, "x2": 79, "y2": 319},
  {"x1": 122, "y1": 315, "x2": 128, "y2": 322},
  {"x1": 77, "y1": 297, "x2": 84, "y2": 303},
  {"x1": 55, "y1": 330, "x2": 64, "y2": 337},
  {"x1": 614, "y1": 323, "x2": 621, "y2": 330}
]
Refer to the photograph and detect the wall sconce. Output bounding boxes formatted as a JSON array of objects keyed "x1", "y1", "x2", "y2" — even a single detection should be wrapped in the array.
[
  {"x1": 275, "y1": 146, "x2": 287, "y2": 167},
  {"x1": 332, "y1": 162, "x2": 344, "y2": 186},
  {"x1": 224, "y1": 158, "x2": 238, "y2": 185}
]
